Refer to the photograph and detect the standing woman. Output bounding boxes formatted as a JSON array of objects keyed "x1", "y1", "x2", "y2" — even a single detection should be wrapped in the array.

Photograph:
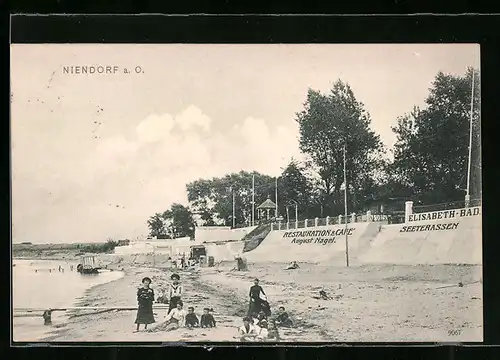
[
  {"x1": 248, "y1": 278, "x2": 269, "y2": 317},
  {"x1": 167, "y1": 273, "x2": 183, "y2": 313},
  {"x1": 134, "y1": 277, "x2": 155, "y2": 332}
]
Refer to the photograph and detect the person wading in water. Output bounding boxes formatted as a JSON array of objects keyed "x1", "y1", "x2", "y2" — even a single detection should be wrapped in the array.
[
  {"x1": 167, "y1": 273, "x2": 183, "y2": 313},
  {"x1": 248, "y1": 278, "x2": 270, "y2": 317}
]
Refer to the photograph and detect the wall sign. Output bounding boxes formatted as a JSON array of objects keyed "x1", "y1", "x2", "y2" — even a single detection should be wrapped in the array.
[
  {"x1": 283, "y1": 228, "x2": 355, "y2": 245},
  {"x1": 408, "y1": 206, "x2": 480, "y2": 222},
  {"x1": 400, "y1": 222, "x2": 459, "y2": 233}
]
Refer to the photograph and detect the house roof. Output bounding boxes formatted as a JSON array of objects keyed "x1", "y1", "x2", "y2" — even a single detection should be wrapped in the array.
[{"x1": 257, "y1": 198, "x2": 277, "y2": 209}]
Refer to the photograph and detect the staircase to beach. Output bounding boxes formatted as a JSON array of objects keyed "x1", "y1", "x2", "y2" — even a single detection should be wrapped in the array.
[{"x1": 242, "y1": 222, "x2": 272, "y2": 252}]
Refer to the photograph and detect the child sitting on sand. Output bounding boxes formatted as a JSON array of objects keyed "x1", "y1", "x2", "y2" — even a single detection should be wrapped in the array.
[
  {"x1": 185, "y1": 307, "x2": 199, "y2": 328},
  {"x1": 200, "y1": 308, "x2": 217, "y2": 328},
  {"x1": 256, "y1": 319, "x2": 269, "y2": 341},
  {"x1": 254, "y1": 310, "x2": 267, "y2": 327},
  {"x1": 134, "y1": 277, "x2": 155, "y2": 332},
  {"x1": 237, "y1": 316, "x2": 258, "y2": 342},
  {"x1": 275, "y1": 306, "x2": 293, "y2": 328},
  {"x1": 267, "y1": 319, "x2": 280, "y2": 341}
]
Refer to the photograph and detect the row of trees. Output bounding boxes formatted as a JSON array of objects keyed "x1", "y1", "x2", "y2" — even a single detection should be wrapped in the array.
[{"x1": 147, "y1": 68, "x2": 481, "y2": 236}]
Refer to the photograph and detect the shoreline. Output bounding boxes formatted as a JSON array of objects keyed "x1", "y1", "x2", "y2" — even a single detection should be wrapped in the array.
[{"x1": 29, "y1": 262, "x2": 483, "y2": 343}]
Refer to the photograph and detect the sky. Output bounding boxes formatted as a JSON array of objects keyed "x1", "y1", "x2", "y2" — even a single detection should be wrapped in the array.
[{"x1": 10, "y1": 44, "x2": 480, "y2": 243}]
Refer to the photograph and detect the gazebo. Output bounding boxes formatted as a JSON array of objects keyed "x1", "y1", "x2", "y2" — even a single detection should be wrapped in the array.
[{"x1": 257, "y1": 198, "x2": 277, "y2": 220}]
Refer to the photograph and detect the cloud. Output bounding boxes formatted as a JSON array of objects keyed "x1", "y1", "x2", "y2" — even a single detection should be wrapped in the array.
[
  {"x1": 176, "y1": 105, "x2": 212, "y2": 132},
  {"x1": 12, "y1": 104, "x2": 302, "y2": 243},
  {"x1": 136, "y1": 113, "x2": 176, "y2": 143}
]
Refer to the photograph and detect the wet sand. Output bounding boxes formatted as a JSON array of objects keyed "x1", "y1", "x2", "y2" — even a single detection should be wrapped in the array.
[{"x1": 39, "y1": 262, "x2": 482, "y2": 342}]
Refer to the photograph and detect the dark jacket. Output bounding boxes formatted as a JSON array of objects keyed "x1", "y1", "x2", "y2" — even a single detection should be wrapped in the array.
[
  {"x1": 200, "y1": 313, "x2": 216, "y2": 327},
  {"x1": 185, "y1": 313, "x2": 199, "y2": 327}
]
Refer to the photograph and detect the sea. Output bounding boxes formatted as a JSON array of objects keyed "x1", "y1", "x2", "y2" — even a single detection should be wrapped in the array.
[{"x1": 12, "y1": 258, "x2": 124, "y2": 342}]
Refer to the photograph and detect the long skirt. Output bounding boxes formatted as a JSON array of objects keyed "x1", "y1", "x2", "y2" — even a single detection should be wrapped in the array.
[
  {"x1": 248, "y1": 299, "x2": 262, "y2": 317},
  {"x1": 135, "y1": 302, "x2": 155, "y2": 324},
  {"x1": 146, "y1": 317, "x2": 178, "y2": 332},
  {"x1": 168, "y1": 296, "x2": 181, "y2": 313}
]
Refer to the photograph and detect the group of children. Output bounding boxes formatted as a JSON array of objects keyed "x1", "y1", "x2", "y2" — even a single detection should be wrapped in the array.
[
  {"x1": 134, "y1": 272, "x2": 294, "y2": 341},
  {"x1": 134, "y1": 273, "x2": 216, "y2": 332},
  {"x1": 237, "y1": 306, "x2": 293, "y2": 342}
]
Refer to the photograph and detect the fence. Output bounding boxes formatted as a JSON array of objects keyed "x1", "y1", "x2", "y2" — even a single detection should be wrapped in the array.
[
  {"x1": 270, "y1": 210, "x2": 394, "y2": 231},
  {"x1": 413, "y1": 198, "x2": 482, "y2": 213}
]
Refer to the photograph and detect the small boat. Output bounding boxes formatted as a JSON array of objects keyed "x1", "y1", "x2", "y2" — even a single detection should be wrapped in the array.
[{"x1": 77, "y1": 255, "x2": 101, "y2": 275}]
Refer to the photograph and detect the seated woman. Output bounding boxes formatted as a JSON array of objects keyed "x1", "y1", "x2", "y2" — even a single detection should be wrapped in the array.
[
  {"x1": 147, "y1": 301, "x2": 186, "y2": 332},
  {"x1": 236, "y1": 316, "x2": 259, "y2": 342}
]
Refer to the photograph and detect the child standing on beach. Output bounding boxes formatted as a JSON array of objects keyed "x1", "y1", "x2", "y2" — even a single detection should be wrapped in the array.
[
  {"x1": 167, "y1": 273, "x2": 183, "y2": 313},
  {"x1": 200, "y1": 308, "x2": 217, "y2": 328},
  {"x1": 134, "y1": 277, "x2": 155, "y2": 332}
]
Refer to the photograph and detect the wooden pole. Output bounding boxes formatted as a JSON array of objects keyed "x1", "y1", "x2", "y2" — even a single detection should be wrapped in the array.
[
  {"x1": 252, "y1": 175, "x2": 255, "y2": 226},
  {"x1": 232, "y1": 188, "x2": 236, "y2": 228},
  {"x1": 466, "y1": 68, "x2": 475, "y2": 208},
  {"x1": 275, "y1": 177, "x2": 278, "y2": 218},
  {"x1": 344, "y1": 142, "x2": 349, "y2": 268}
]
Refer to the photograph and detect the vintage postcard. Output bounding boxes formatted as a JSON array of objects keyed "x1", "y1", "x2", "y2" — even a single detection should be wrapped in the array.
[{"x1": 11, "y1": 44, "x2": 482, "y2": 343}]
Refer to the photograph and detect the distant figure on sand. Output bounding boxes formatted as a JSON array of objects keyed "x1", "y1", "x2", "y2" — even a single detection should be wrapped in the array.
[
  {"x1": 167, "y1": 273, "x2": 183, "y2": 313},
  {"x1": 285, "y1": 261, "x2": 299, "y2": 270},
  {"x1": 42, "y1": 310, "x2": 52, "y2": 326},
  {"x1": 134, "y1": 277, "x2": 155, "y2": 332},
  {"x1": 185, "y1": 307, "x2": 199, "y2": 328},
  {"x1": 235, "y1": 254, "x2": 245, "y2": 271},
  {"x1": 200, "y1": 308, "x2": 217, "y2": 328},
  {"x1": 248, "y1": 278, "x2": 271, "y2": 317},
  {"x1": 237, "y1": 316, "x2": 258, "y2": 341},
  {"x1": 275, "y1": 306, "x2": 293, "y2": 327}
]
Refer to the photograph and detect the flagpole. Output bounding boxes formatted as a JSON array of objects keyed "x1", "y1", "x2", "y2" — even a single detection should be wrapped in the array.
[
  {"x1": 252, "y1": 175, "x2": 255, "y2": 226},
  {"x1": 275, "y1": 177, "x2": 278, "y2": 218},
  {"x1": 232, "y1": 188, "x2": 236, "y2": 228},
  {"x1": 465, "y1": 69, "x2": 475, "y2": 208},
  {"x1": 344, "y1": 142, "x2": 349, "y2": 268}
]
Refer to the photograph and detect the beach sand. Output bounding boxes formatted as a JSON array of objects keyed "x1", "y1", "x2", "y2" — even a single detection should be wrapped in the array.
[{"x1": 39, "y1": 262, "x2": 483, "y2": 342}]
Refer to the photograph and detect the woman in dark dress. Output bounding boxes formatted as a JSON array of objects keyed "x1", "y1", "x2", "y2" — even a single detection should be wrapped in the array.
[
  {"x1": 134, "y1": 277, "x2": 155, "y2": 331},
  {"x1": 248, "y1": 278, "x2": 271, "y2": 317}
]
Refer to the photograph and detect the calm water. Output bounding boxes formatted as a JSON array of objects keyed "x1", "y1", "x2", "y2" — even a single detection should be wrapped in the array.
[{"x1": 12, "y1": 259, "x2": 124, "y2": 342}]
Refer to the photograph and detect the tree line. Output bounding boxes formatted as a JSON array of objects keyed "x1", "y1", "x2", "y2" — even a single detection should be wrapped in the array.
[{"x1": 147, "y1": 68, "x2": 481, "y2": 238}]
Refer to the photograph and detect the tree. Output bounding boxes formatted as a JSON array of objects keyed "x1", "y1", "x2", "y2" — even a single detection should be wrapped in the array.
[
  {"x1": 186, "y1": 171, "x2": 278, "y2": 227},
  {"x1": 147, "y1": 213, "x2": 166, "y2": 238},
  {"x1": 296, "y1": 80, "x2": 384, "y2": 215},
  {"x1": 389, "y1": 68, "x2": 481, "y2": 204},
  {"x1": 277, "y1": 159, "x2": 316, "y2": 220},
  {"x1": 163, "y1": 203, "x2": 196, "y2": 239}
]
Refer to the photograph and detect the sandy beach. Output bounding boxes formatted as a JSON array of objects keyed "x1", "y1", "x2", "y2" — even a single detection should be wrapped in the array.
[{"x1": 36, "y1": 261, "x2": 482, "y2": 343}]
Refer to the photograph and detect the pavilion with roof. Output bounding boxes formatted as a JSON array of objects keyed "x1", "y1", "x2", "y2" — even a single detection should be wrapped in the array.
[{"x1": 257, "y1": 198, "x2": 277, "y2": 220}]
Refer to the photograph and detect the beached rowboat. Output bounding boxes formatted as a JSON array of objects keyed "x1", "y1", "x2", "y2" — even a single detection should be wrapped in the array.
[{"x1": 77, "y1": 255, "x2": 101, "y2": 274}]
